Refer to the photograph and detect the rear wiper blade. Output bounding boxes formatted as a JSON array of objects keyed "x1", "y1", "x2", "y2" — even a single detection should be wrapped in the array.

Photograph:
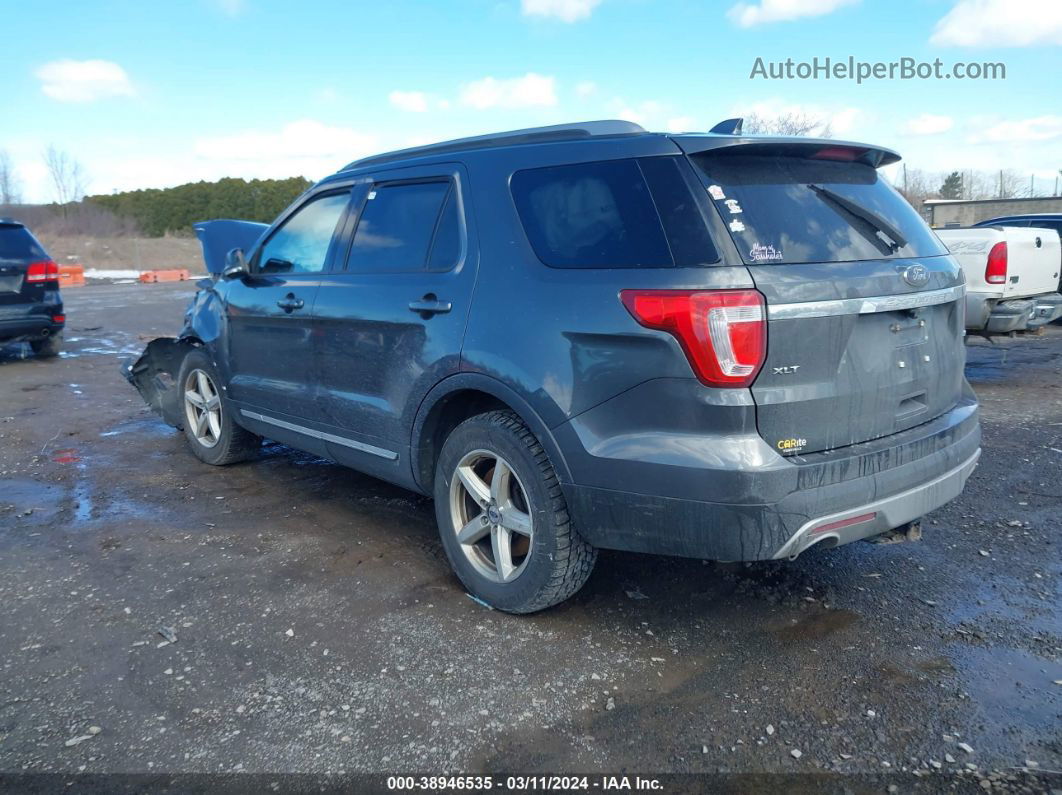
[{"x1": 808, "y1": 184, "x2": 908, "y2": 253}]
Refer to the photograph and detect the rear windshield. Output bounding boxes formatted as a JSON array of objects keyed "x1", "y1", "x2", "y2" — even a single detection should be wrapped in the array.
[
  {"x1": 0, "y1": 225, "x2": 48, "y2": 261},
  {"x1": 689, "y1": 153, "x2": 947, "y2": 265},
  {"x1": 511, "y1": 156, "x2": 719, "y2": 268}
]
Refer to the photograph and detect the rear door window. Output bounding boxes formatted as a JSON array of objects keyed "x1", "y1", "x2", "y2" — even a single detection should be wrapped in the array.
[
  {"x1": 689, "y1": 153, "x2": 948, "y2": 265},
  {"x1": 346, "y1": 181, "x2": 453, "y2": 273},
  {"x1": 511, "y1": 157, "x2": 718, "y2": 269},
  {"x1": 0, "y1": 225, "x2": 48, "y2": 261}
]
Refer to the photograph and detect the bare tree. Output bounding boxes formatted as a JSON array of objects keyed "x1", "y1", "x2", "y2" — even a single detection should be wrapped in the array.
[
  {"x1": 743, "y1": 110, "x2": 833, "y2": 138},
  {"x1": 43, "y1": 145, "x2": 87, "y2": 205},
  {"x1": 996, "y1": 169, "x2": 1026, "y2": 199},
  {"x1": 894, "y1": 167, "x2": 939, "y2": 217},
  {"x1": 0, "y1": 149, "x2": 21, "y2": 205},
  {"x1": 962, "y1": 170, "x2": 993, "y2": 200}
]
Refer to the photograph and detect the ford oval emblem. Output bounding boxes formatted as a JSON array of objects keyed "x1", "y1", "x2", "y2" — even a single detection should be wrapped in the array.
[{"x1": 902, "y1": 264, "x2": 930, "y2": 288}]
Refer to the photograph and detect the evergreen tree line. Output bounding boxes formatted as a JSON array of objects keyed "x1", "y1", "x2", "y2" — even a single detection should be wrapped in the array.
[{"x1": 86, "y1": 176, "x2": 313, "y2": 237}]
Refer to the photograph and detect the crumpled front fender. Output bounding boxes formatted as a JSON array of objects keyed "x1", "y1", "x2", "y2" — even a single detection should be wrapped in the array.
[{"x1": 122, "y1": 337, "x2": 198, "y2": 428}]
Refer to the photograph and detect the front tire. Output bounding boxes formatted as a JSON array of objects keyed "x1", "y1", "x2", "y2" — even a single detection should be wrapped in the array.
[
  {"x1": 31, "y1": 332, "x2": 62, "y2": 358},
  {"x1": 176, "y1": 347, "x2": 260, "y2": 465},
  {"x1": 434, "y1": 410, "x2": 597, "y2": 613}
]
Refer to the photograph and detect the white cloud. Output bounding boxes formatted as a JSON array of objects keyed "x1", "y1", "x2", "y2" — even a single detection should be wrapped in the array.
[
  {"x1": 901, "y1": 114, "x2": 954, "y2": 136},
  {"x1": 727, "y1": 0, "x2": 858, "y2": 27},
  {"x1": 459, "y1": 73, "x2": 556, "y2": 109},
  {"x1": 575, "y1": 80, "x2": 597, "y2": 98},
  {"x1": 193, "y1": 120, "x2": 377, "y2": 177},
  {"x1": 521, "y1": 0, "x2": 602, "y2": 23},
  {"x1": 970, "y1": 115, "x2": 1062, "y2": 143},
  {"x1": 35, "y1": 59, "x2": 135, "y2": 103},
  {"x1": 931, "y1": 0, "x2": 1062, "y2": 46},
  {"x1": 666, "y1": 116, "x2": 697, "y2": 133},
  {"x1": 731, "y1": 100, "x2": 863, "y2": 137},
  {"x1": 615, "y1": 100, "x2": 666, "y2": 126},
  {"x1": 389, "y1": 90, "x2": 430, "y2": 112}
]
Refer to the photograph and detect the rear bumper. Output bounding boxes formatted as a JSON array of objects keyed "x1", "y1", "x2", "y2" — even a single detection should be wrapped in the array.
[
  {"x1": 0, "y1": 295, "x2": 64, "y2": 342},
  {"x1": 561, "y1": 393, "x2": 980, "y2": 561},
  {"x1": 1026, "y1": 292, "x2": 1062, "y2": 328},
  {"x1": 985, "y1": 298, "x2": 1034, "y2": 334},
  {"x1": 964, "y1": 291, "x2": 997, "y2": 331},
  {"x1": 771, "y1": 448, "x2": 980, "y2": 559},
  {"x1": 0, "y1": 317, "x2": 64, "y2": 342}
]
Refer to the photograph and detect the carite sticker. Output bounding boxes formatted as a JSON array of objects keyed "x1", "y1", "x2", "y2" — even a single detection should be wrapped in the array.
[
  {"x1": 708, "y1": 184, "x2": 726, "y2": 200},
  {"x1": 750, "y1": 243, "x2": 783, "y2": 261},
  {"x1": 724, "y1": 199, "x2": 743, "y2": 214},
  {"x1": 729, "y1": 219, "x2": 746, "y2": 233},
  {"x1": 777, "y1": 437, "x2": 807, "y2": 454}
]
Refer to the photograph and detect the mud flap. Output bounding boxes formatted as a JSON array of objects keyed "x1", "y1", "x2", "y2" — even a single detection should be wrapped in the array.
[{"x1": 121, "y1": 337, "x2": 195, "y2": 428}]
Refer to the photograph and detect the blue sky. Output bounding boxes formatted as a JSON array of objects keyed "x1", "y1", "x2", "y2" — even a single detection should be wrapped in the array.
[{"x1": 3, "y1": 0, "x2": 1060, "y2": 202}]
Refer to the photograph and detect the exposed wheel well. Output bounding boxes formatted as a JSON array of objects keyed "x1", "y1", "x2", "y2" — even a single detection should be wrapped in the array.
[{"x1": 416, "y1": 389, "x2": 510, "y2": 490}]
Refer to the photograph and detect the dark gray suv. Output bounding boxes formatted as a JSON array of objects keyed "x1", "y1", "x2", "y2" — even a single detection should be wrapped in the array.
[{"x1": 127, "y1": 120, "x2": 981, "y2": 613}]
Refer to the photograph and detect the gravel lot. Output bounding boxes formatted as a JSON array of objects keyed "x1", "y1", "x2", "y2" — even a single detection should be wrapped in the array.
[{"x1": 0, "y1": 282, "x2": 1059, "y2": 789}]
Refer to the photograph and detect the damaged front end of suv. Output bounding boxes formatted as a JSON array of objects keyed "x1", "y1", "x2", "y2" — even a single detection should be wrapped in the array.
[{"x1": 122, "y1": 219, "x2": 267, "y2": 428}]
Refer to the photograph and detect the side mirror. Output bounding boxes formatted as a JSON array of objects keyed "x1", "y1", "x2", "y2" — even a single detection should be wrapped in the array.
[{"x1": 222, "y1": 248, "x2": 249, "y2": 279}]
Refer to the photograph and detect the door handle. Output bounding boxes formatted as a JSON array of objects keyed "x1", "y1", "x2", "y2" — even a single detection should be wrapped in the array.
[
  {"x1": 276, "y1": 293, "x2": 305, "y2": 313},
  {"x1": 408, "y1": 294, "x2": 452, "y2": 316}
]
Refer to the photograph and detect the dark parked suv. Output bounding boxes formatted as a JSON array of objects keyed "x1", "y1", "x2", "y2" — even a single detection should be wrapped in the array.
[
  {"x1": 0, "y1": 220, "x2": 64, "y2": 357},
  {"x1": 127, "y1": 120, "x2": 981, "y2": 613}
]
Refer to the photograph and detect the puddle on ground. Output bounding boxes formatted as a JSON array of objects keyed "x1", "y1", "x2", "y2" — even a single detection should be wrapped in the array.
[
  {"x1": 965, "y1": 337, "x2": 1061, "y2": 384},
  {"x1": 950, "y1": 645, "x2": 1062, "y2": 732},
  {"x1": 769, "y1": 608, "x2": 860, "y2": 643},
  {"x1": 0, "y1": 479, "x2": 65, "y2": 525},
  {"x1": 100, "y1": 416, "x2": 176, "y2": 439}
]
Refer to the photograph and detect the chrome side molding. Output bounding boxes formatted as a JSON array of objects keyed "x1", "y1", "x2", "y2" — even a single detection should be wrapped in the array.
[
  {"x1": 240, "y1": 409, "x2": 398, "y2": 461},
  {"x1": 768, "y1": 285, "x2": 965, "y2": 320}
]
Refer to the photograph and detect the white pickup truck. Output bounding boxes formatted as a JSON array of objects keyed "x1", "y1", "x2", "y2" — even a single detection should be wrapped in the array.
[{"x1": 936, "y1": 225, "x2": 1062, "y2": 334}]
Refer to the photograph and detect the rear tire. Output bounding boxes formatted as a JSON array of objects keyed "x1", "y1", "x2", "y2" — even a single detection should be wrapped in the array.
[
  {"x1": 31, "y1": 332, "x2": 62, "y2": 358},
  {"x1": 433, "y1": 410, "x2": 597, "y2": 614},
  {"x1": 176, "y1": 347, "x2": 260, "y2": 465}
]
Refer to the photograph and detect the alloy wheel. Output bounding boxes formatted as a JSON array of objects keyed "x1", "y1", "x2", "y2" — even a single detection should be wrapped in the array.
[
  {"x1": 449, "y1": 449, "x2": 534, "y2": 583},
  {"x1": 183, "y1": 368, "x2": 222, "y2": 448}
]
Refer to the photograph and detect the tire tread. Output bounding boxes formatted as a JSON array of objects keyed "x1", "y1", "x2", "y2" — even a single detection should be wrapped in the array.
[{"x1": 459, "y1": 409, "x2": 596, "y2": 613}]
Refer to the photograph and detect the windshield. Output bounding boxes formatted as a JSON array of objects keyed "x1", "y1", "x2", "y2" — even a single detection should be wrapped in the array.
[{"x1": 689, "y1": 153, "x2": 948, "y2": 265}]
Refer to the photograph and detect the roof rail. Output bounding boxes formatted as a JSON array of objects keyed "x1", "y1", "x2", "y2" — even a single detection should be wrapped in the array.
[{"x1": 342, "y1": 120, "x2": 647, "y2": 171}]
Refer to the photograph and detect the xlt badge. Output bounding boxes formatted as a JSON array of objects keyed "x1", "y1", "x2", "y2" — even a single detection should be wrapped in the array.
[{"x1": 773, "y1": 365, "x2": 800, "y2": 375}]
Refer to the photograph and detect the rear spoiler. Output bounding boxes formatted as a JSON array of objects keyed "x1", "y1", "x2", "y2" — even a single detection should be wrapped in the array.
[
  {"x1": 193, "y1": 219, "x2": 268, "y2": 276},
  {"x1": 671, "y1": 134, "x2": 901, "y2": 169}
]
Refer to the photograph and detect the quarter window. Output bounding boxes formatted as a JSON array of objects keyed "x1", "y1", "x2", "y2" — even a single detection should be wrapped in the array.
[
  {"x1": 511, "y1": 157, "x2": 718, "y2": 269},
  {"x1": 256, "y1": 192, "x2": 350, "y2": 274}
]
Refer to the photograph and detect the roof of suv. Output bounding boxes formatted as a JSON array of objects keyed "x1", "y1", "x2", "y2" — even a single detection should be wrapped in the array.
[
  {"x1": 337, "y1": 119, "x2": 901, "y2": 173},
  {"x1": 975, "y1": 213, "x2": 1062, "y2": 224}
]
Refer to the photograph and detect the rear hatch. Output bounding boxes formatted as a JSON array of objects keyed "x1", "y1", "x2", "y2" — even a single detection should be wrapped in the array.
[
  {"x1": 0, "y1": 222, "x2": 52, "y2": 306},
  {"x1": 997, "y1": 226, "x2": 1061, "y2": 297},
  {"x1": 683, "y1": 141, "x2": 966, "y2": 456}
]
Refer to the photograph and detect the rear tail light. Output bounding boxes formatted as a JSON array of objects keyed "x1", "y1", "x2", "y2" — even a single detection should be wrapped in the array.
[
  {"x1": 26, "y1": 260, "x2": 60, "y2": 283},
  {"x1": 620, "y1": 289, "x2": 766, "y2": 387},
  {"x1": 985, "y1": 242, "x2": 1007, "y2": 285},
  {"x1": 52, "y1": 314, "x2": 66, "y2": 324}
]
